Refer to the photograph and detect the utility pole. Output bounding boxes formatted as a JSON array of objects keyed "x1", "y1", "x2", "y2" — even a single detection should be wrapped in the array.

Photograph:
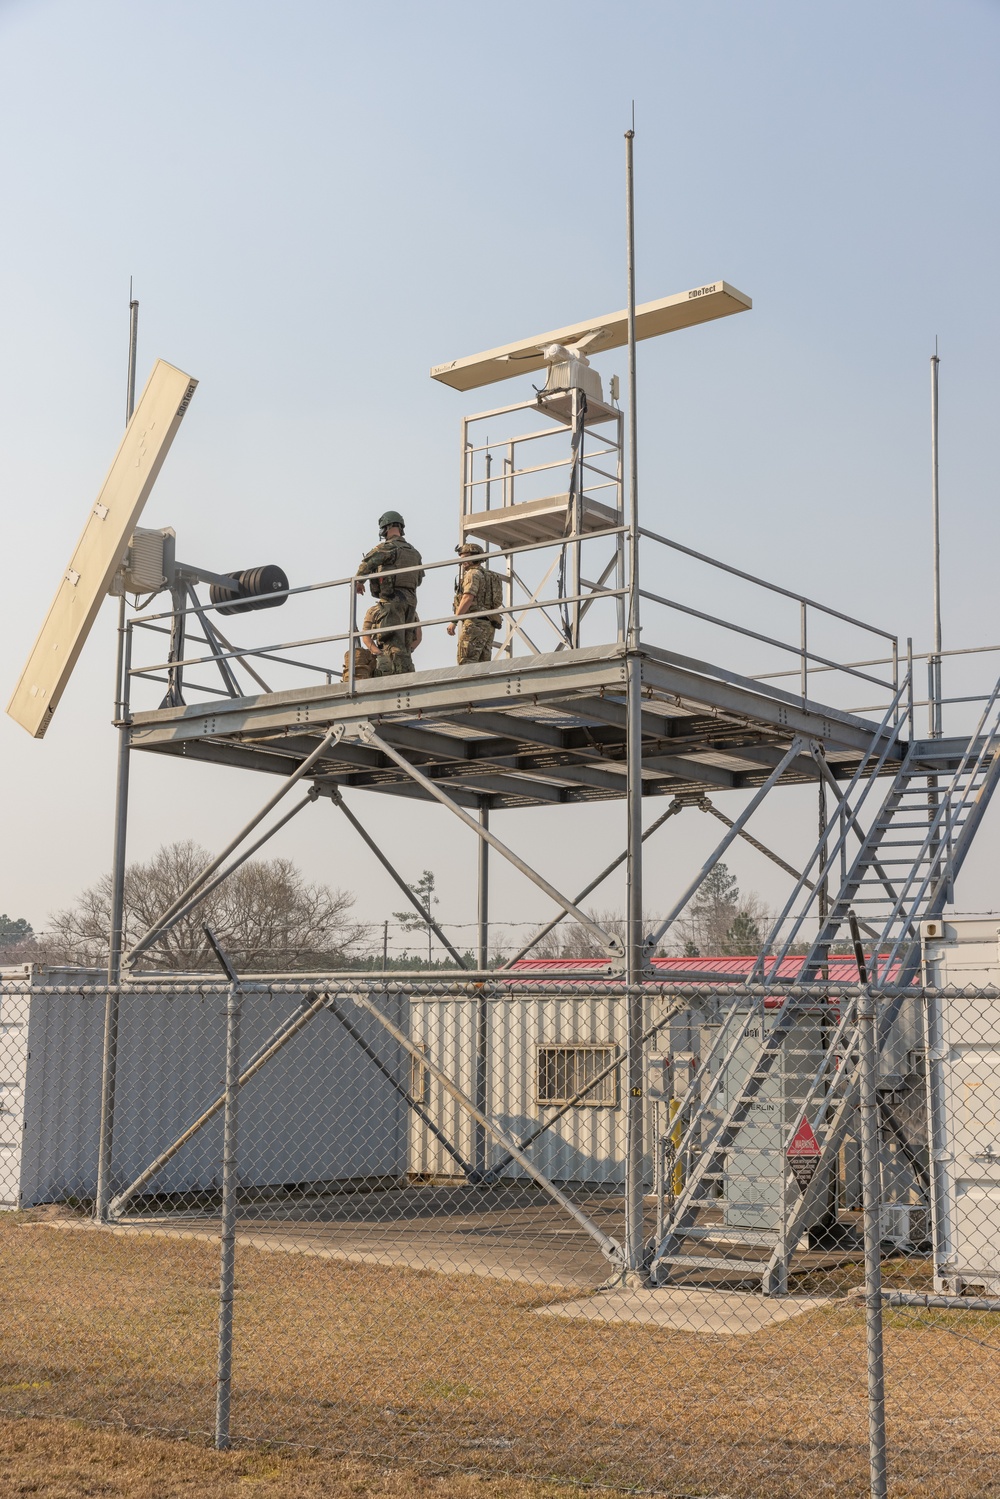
[{"x1": 96, "y1": 286, "x2": 139, "y2": 1224}]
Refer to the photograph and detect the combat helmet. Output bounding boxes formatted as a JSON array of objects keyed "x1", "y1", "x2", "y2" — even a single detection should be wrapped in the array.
[
  {"x1": 455, "y1": 541, "x2": 484, "y2": 559},
  {"x1": 379, "y1": 510, "x2": 406, "y2": 537}
]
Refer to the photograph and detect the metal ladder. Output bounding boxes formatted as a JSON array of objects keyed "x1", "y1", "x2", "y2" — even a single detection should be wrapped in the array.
[{"x1": 649, "y1": 673, "x2": 1000, "y2": 1294}]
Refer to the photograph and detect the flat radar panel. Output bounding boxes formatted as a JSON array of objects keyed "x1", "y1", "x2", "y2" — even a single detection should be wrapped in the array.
[
  {"x1": 430, "y1": 281, "x2": 751, "y2": 392},
  {"x1": 6, "y1": 359, "x2": 198, "y2": 739}
]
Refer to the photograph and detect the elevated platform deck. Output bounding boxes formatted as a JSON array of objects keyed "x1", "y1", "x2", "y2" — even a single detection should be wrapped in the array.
[{"x1": 127, "y1": 643, "x2": 929, "y2": 810}]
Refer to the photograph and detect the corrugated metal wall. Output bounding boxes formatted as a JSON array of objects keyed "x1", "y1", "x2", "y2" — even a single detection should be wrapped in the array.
[
  {"x1": 3, "y1": 978, "x2": 410, "y2": 1208},
  {"x1": 407, "y1": 994, "x2": 683, "y2": 1185}
]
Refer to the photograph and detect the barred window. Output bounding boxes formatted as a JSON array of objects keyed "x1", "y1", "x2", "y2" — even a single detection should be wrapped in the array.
[{"x1": 536, "y1": 1045, "x2": 617, "y2": 1107}]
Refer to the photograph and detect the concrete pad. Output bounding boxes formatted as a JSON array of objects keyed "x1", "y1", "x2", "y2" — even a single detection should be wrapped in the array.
[{"x1": 535, "y1": 1286, "x2": 832, "y2": 1335}]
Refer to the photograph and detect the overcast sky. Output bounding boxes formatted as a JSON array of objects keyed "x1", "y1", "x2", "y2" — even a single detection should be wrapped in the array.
[{"x1": 2, "y1": 0, "x2": 999, "y2": 951}]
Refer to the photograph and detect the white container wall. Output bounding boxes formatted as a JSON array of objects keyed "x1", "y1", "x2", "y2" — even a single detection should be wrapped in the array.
[
  {"x1": 0, "y1": 970, "x2": 409, "y2": 1208},
  {"x1": 408, "y1": 993, "x2": 681, "y2": 1187},
  {"x1": 922, "y1": 918, "x2": 1000, "y2": 1293}
]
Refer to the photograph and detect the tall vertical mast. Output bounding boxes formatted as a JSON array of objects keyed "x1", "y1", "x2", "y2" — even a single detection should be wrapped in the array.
[
  {"x1": 623, "y1": 119, "x2": 646, "y2": 1277},
  {"x1": 929, "y1": 343, "x2": 942, "y2": 738}
]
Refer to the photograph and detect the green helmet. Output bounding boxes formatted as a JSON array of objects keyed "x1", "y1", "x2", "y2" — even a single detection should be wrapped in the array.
[{"x1": 378, "y1": 510, "x2": 406, "y2": 537}]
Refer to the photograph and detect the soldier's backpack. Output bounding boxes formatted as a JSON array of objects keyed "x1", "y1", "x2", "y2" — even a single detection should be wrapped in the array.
[
  {"x1": 483, "y1": 568, "x2": 504, "y2": 628},
  {"x1": 386, "y1": 540, "x2": 424, "y2": 596}
]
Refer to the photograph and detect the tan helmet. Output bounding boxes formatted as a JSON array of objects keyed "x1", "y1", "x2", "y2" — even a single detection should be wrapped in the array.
[{"x1": 455, "y1": 542, "x2": 484, "y2": 559}]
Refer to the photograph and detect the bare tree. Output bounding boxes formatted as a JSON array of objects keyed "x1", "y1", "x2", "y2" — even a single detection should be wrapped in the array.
[
  {"x1": 531, "y1": 909, "x2": 659, "y2": 960},
  {"x1": 41, "y1": 841, "x2": 363, "y2": 972}
]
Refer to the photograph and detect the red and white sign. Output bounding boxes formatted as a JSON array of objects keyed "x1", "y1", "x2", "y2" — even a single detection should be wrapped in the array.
[{"x1": 787, "y1": 1118, "x2": 821, "y2": 1192}]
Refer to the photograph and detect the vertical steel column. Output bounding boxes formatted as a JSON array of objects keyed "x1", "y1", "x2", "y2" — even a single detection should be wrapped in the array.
[
  {"x1": 474, "y1": 799, "x2": 490, "y2": 1176},
  {"x1": 96, "y1": 293, "x2": 139, "y2": 1223},
  {"x1": 817, "y1": 763, "x2": 829, "y2": 971},
  {"x1": 858, "y1": 984, "x2": 889, "y2": 1499},
  {"x1": 569, "y1": 387, "x2": 583, "y2": 648},
  {"x1": 615, "y1": 409, "x2": 626, "y2": 644},
  {"x1": 623, "y1": 123, "x2": 646, "y2": 1276},
  {"x1": 929, "y1": 346, "x2": 942, "y2": 739},
  {"x1": 504, "y1": 443, "x2": 515, "y2": 657},
  {"x1": 215, "y1": 977, "x2": 242, "y2": 1450}
]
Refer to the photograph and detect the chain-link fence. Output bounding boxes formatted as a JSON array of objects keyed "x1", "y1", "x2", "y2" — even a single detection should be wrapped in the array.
[{"x1": 2, "y1": 968, "x2": 999, "y2": 1497}]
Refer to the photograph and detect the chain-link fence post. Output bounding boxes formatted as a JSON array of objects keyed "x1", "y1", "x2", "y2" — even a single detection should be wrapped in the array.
[
  {"x1": 858, "y1": 984, "x2": 889, "y2": 1499},
  {"x1": 215, "y1": 974, "x2": 242, "y2": 1449}
]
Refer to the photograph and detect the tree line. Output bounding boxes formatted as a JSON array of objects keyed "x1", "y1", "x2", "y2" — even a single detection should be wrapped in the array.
[{"x1": 1, "y1": 844, "x2": 827, "y2": 972}]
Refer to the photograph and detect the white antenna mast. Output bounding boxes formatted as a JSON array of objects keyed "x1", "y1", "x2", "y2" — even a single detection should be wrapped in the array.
[{"x1": 930, "y1": 338, "x2": 942, "y2": 737}]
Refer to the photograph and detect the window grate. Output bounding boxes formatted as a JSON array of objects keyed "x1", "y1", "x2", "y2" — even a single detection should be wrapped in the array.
[{"x1": 536, "y1": 1045, "x2": 617, "y2": 1107}]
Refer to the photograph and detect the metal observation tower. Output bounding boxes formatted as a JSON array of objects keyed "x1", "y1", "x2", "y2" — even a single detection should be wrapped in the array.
[{"x1": 9, "y1": 154, "x2": 1000, "y2": 1296}]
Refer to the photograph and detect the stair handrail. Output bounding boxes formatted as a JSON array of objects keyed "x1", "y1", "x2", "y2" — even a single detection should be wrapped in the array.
[
  {"x1": 653, "y1": 995, "x2": 766, "y2": 1187},
  {"x1": 752, "y1": 672, "x2": 911, "y2": 983},
  {"x1": 875, "y1": 671, "x2": 1000, "y2": 980}
]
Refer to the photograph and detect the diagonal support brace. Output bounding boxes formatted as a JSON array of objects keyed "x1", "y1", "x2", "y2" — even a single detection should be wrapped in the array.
[
  {"x1": 502, "y1": 797, "x2": 686, "y2": 968},
  {"x1": 323, "y1": 789, "x2": 470, "y2": 969},
  {"x1": 325, "y1": 998, "x2": 474, "y2": 1177},
  {"x1": 126, "y1": 725, "x2": 344, "y2": 966},
  {"x1": 483, "y1": 996, "x2": 689, "y2": 1182},
  {"x1": 646, "y1": 737, "x2": 807, "y2": 950},
  {"x1": 356, "y1": 722, "x2": 623, "y2": 957},
  {"x1": 348, "y1": 990, "x2": 624, "y2": 1267},
  {"x1": 108, "y1": 991, "x2": 329, "y2": 1217}
]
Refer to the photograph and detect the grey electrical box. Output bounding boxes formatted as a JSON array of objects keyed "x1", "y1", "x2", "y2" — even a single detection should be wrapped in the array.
[{"x1": 109, "y1": 526, "x2": 176, "y2": 596}]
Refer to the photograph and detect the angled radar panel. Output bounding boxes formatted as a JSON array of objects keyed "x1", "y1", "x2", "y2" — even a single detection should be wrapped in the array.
[
  {"x1": 7, "y1": 359, "x2": 198, "y2": 739},
  {"x1": 430, "y1": 281, "x2": 751, "y2": 392}
]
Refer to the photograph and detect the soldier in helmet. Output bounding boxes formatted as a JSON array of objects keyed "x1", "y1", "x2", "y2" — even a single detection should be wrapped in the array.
[
  {"x1": 354, "y1": 512, "x2": 425, "y2": 674},
  {"x1": 448, "y1": 542, "x2": 503, "y2": 664}
]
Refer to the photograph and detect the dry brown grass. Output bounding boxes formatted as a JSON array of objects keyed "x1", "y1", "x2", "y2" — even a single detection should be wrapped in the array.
[
  {"x1": 1, "y1": 1214, "x2": 998, "y2": 1498},
  {"x1": 0, "y1": 1417, "x2": 634, "y2": 1498}
]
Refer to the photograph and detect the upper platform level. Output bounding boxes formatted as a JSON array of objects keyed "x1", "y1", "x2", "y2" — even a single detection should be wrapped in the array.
[{"x1": 129, "y1": 638, "x2": 918, "y2": 810}]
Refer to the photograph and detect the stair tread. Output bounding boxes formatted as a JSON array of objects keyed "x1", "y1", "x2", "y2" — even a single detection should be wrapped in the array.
[
  {"x1": 654, "y1": 1254, "x2": 770, "y2": 1273},
  {"x1": 678, "y1": 1227, "x2": 781, "y2": 1245}
]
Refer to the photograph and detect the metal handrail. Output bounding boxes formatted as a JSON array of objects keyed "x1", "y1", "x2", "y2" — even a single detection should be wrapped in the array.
[
  {"x1": 127, "y1": 524, "x2": 629, "y2": 628},
  {"x1": 639, "y1": 588, "x2": 895, "y2": 692},
  {"x1": 639, "y1": 524, "x2": 897, "y2": 643},
  {"x1": 130, "y1": 589, "x2": 627, "y2": 681},
  {"x1": 755, "y1": 639, "x2": 1000, "y2": 683}
]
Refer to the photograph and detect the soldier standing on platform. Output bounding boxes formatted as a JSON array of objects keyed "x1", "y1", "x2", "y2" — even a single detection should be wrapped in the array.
[
  {"x1": 448, "y1": 543, "x2": 503, "y2": 664},
  {"x1": 353, "y1": 511, "x2": 425, "y2": 674}
]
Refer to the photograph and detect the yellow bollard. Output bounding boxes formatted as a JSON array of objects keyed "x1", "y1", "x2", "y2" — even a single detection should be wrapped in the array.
[{"x1": 669, "y1": 1096, "x2": 683, "y2": 1197}]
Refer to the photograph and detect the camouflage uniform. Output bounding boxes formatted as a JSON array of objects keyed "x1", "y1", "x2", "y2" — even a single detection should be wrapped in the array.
[
  {"x1": 341, "y1": 602, "x2": 420, "y2": 681},
  {"x1": 455, "y1": 564, "x2": 500, "y2": 665},
  {"x1": 354, "y1": 536, "x2": 424, "y2": 676}
]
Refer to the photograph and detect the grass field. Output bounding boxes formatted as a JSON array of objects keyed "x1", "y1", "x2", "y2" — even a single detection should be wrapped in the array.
[
  {"x1": 0, "y1": 1418, "x2": 639, "y2": 1498},
  {"x1": 1, "y1": 1212, "x2": 997, "y2": 1498}
]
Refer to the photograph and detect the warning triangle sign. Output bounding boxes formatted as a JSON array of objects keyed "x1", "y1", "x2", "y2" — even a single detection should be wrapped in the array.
[{"x1": 787, "y1": 1118, "x2": 821, "y2": 1193}]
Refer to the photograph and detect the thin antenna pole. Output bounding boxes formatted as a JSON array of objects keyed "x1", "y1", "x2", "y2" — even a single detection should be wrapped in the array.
[
  {"x1": 623, "y1": 117, "x2": 646, "y2": 1278},
  {"x1": 625, "y1": 124, "x2": 640, "y2": 648},
  {"x1": 929, "y1": 342, "x2": 942, "y2": 737},
  {"x1": 126, "y1": 280, "x2": 139, "y2": 423}
]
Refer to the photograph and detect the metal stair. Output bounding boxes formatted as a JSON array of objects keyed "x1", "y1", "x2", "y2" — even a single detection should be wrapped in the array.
[{"x1": 649, "y1": 673, "x2": 1000, "y2": 1294}]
